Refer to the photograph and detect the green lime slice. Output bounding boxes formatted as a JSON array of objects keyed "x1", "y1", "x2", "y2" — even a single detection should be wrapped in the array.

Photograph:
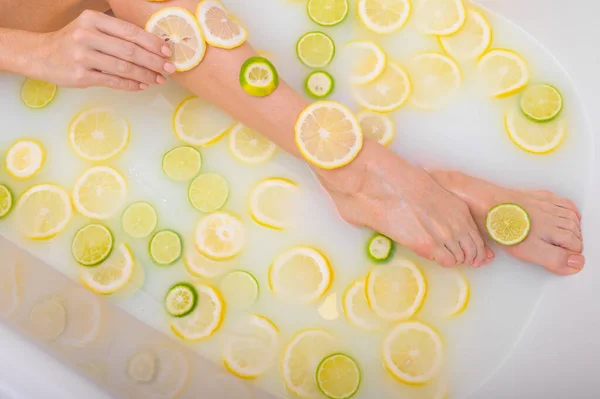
[
  {"x1": 188, "y1": 173, "x2": 229, "y2": 213},
  {"x1": 305, "y1": 71, "x2": 335, "y2": 98},
  {"x1": 72, "y1": 224, "x2": 114, "y2": 267},
  {"x1": 367, "y1": 233, "x2": 394, "y2": 263},
  {"x1": 21, "y1": 78, "x2": 57, "y2": 109},
  {"x1": 121, "y1": 201, "x2": 158, "y2": 239},
  {"x1": 162, "y1": 146, "x2": 202, "y2": 181},
  {"x1": 165, "y1": 282, "x2": 198, "y2": 318},
  {"x1": 0, "y1": 184, "x2": 13, "y2": 218},
  {"x1": 219, "y1": 270, "x2": 259, "y2": 310},
  {"x1": 297, "y1": 31, "x2": 335, "y2": 68},
  {"x1": 485, "y1": 203, "x2": 531, "y2": 246},
  {"x1": 520, "y1": 84, "x2": 563, "y2": 122},
  {"x1": 240, "y1": 56, "x2": 279, "y2": 97},
  {"x1": 316, "y1": 353, "x2": 361, "y2": 399},
  {"x1": 149, "y1": 230, "x2": 182, "y2": 266},
  {"x1": 307, "y1": 0, "x2": 349, "y2": 26}
]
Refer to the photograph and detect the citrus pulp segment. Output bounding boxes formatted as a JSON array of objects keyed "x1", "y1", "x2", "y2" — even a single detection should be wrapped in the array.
[{"x1": 69, "y1": 107, "x2": 129, "y2": 161}]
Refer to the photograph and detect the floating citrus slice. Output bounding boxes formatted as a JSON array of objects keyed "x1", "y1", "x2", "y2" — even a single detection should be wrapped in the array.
[
  {"x1": 478, "y1": 49, "x2": 529, "y2": 97},
  {"x1": 357, "y1": 111, "x2": 394, "y2": 146},
  {"x1": 408, "y1": 52, "x2": 461, "y2": 109},
  {"x1": 173, "y1": 96, "x2": 235, "y2": 146},
  {"x1": 228, "y1": 123, "x2": 277, "y2": 164},
  {"x1": 352, "y1": 63, "x2": 411, "y2": 113},
  {"x1": 5, "y1": 139, "x2": 45, "y2": 179},
  {"x1": 79, "y1": 243, "x2": 135, "y2": 295},
  {"x1": 195, "y1": 212, "x2": 245, "y2": 260},
  {"x1": 73, "y1": 166, "x2": 127, "y2": 220},
  {"x1": 170, "y1": 284, "x2": 225, "y2": 340},
  {"x1": 357, "y1": 0, "x2": 412, "y2": 34},
  {"x1": 249, "y1": 178, "x2": 298, "y2": 230},
  {"x1": 17, "y1": 184, "x2": 72, "y2": 239},
  {"x1": 417, "y1": 0, "x2": 466, "y2": 36},
  {"x1": 69, "y1": 107, "x2": 129, "y2": 161},
  {"x1": 439, "y1": 9, "x2": 492, "y2": 60}
]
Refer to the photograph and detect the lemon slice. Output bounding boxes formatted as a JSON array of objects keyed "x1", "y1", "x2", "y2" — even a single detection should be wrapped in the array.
[
  {"x1": 305, "y1": 71, "x2": 335, "y2": 99},
  {"x1": 366, "y1": 259, "x2": 426, "y2": 320},
  {"x1": 57, "y1": 287, "x2": 102, "y2": 348},
  {"x1": 220, "y1": 270, "x2": 259, "y2": 310},
  {"x1": 439, "y1": 9, "x2": 492, "y2": 60},
  {"x1": 223, "y1": 315, "x2": 279, "y2": 378},
  {"x1": 357, "y1": 111, "x2": 394, "y2": 146},
  {"x1": 145, "y1": 7, "x2": 206, "y2": 71},
  {"x1": 318, "y1": 293, "x2": 340, "y2": 321},
  {"x1": 383, "y1": 321, "x2": 443, "y2": 384},
  {"x1": 121, "y1": 201, "x2": 158, "y2": 239},
  {"x1": 196, "y1": 0, "x2": 248, "y2": 49},
  {"x1": 343, "y1": 279, "x2": 386, "y2": 331},
  {"x1": 307, "y1": 0, "x2": 349, "y2": 26},
  {"x1": 408, "y1": 53, "x2": 461, "y2": 109},
  {"x1": 269, "y1": 247, "x2": 332, "y2": 303},
  {"x1": 150, "y1": 230, "x2": 183, "y2": 266},
  {"x1": 184, "y1": 246, "x2": 230, "y2": 278},
  {"x1": 5, "y1": 139, "x2": 45, "y2": 179},
  {"x1": 173, "y1": 96, "x2": 235, "y2": 146},
  {"x1": 240, "y1": 56, "x2": 279, "y2": 97},
  {"x1": 195, "y1": 211, "x2": 245, "y2": 260},
  {"x1": 352, "y1": 62, "x2": 411, "y2": 113},
  {"x1": 357, "y1": 0, "x2": 412, "y2": 34},
  {"x1": 316, "y1": 353, "x2": 361, "y2": 399},
  {"x1": 520, "y1": 84, "x2": 563, "y2": 122},
  {"x1": 505, "y1": 107, "x2": 566, "y2": 154},
  {"x1": 0, "y1": 257, "x2": 21, "y2": 317},
  {"x1": 249, "y1": 177, "x2": 298, "y2": 230},
  {"x1": 170, "y1": 283, "x2": 224, "y2": 340},
  {"x1": 344, "y1": 41, "x2": 387, "y2": 84},
  {"x1": 80, "y1": 243, "x2": 135, "y2": 295},
  {"x1": 478, "y1": 49, "x2": 529, "y2": 97},
  {"x1": 21, "y1": 78, "x2": 57, "y2": 109},
  {"x1": 17, "y1": 184, "x2": 72, "y2": 239},
  {"x1": 446, "y1": 270, "x2": 469, "y2": 317},
  {"x1": 162, "y1": 146, "x2": 202, "y2": 181},
  {"x1": 485, "y1": 203, "x2": 531, "y2": 246},
  {"x1": 295, "y1": 101, "x2": 363, "y2": 169},
  {"x1": 72, "y1": 223, "x2": 114, "y2": 266},
  {"x1": 188, "y1": 173, "x2": 229, "y2": 213},
  {"x1": 73, "y1": 166, "x2": 127, "y2": 220},
  {"x1": 416, "y1": 0, "x2": 466, "y2": 36},
  {"x1": 282, "y1": 329, "x2": 339, "y2": 398},
  {"x1": 128, "y1": 351, "x2": 156, "y2": 383},
  {"x1": 0, "y1": 184, "x2": 12, "y2": 218},
  {"x1": 69, "y1": 107, "x2": 129, "y2": 161},
  {"x1": 228, "y1": 123, "x2": 276, "y2": 164},
  {"x1": 297, "y1": 31, "x2": 335, "y2": 68},
  {"x1": 165, "y1": 282, "x2": 198, "y2": 317},
  {"x1": 150, "y1": 346, "x2": 190, "y2": 399},
  {"x1": 27, "y1": 297, "x2": 66, "y2": 341}
]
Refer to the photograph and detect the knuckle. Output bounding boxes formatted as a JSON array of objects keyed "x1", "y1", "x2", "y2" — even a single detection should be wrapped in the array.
[
  {"x1": 72, "y1": 48, "x2": 86, "y2": 63},
  {"x1": 73, "y1": 67, "x2": 87, "y2": 83},
  {"x1": 123, "y1": 22, "x2": 140, "y2": 39},
  {"x1": 122, "y1": 41, "x2": 136, "y2": 58},
  {"x1": 116, "y1": 59, "x2": 131, "y2": 73},
  {"x1": 79, "y1": 9, "x2": 97, "y2": 23},
  {"x1": 71, "y1": 27, "x2": 88, "y2": 43}
]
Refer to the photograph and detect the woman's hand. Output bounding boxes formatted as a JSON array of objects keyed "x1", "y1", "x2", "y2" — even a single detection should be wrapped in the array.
[{"x1": 31, "y1": 10, "x2": 176, "y2": 91}]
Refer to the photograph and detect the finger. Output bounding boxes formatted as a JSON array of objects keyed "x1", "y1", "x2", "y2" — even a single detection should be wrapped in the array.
[
  {"x1": 433, "y1": 246, "x2": 456, "y2": 268},
  {"x1": 553, "y1": 216, "x2": 581, "y2": 238},
  {"x1": 458, "y1": 236, "x2": 476, "y2": 266},
  {"x1": 444, "y1": 241, "x2": 465, "y2": 265},
  {"x1": 87, "y1": 52, "x2": 163, "y2": 86},
  {"x1": 86, "y1": 71, "x2": 145, "y2": 92}
]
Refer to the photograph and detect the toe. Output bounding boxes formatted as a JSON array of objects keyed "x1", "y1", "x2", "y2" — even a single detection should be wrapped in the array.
[
  {"x1": 445, "y1": 241, "x2": 465, "y2": 265},
  {"x1": 458, "y1": 236, "x2": 476, "y2": 265},
  {"x1": 469, "y1": 231, "x2": 491, "y2": 267},
  {"x1": 433, "y1": 246, "x2": 457, "y2": 268},
  {"x1": 553, "y1": 216, "x2": 581, "y2": 238},
  {"x1": 515, "y1": 239, "x2": 585, "y2": 275},
  {"x1": 546, "y1": 228, "x2": 583, "y2": 253},
  {"x1": 556, "y1": 197, "x2": 582, "y2": 220}
]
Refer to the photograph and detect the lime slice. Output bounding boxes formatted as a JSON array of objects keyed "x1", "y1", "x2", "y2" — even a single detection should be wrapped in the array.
[
  {"x1": 150, "y1": 230, "x2": 183, "y2": 266},
  {"x1": 316, "y1": 353, "x2": 361, "y2": 399},
  {"x1": 219, "y1": 270, "x2": 259, "y2": 310},
  {"x1": 485, "y1": 203, "x2": 531, "y2": 246},
  {"x1": 165, "y1": 282, "x2": 198, "y2": 317},
  {"x1": 21, "y1": 78, "x2": 57, "y2": 109},
  {"x1": 0, "y1": 184, "x2": 13, "y2": 218},
  {"x1": 297, "y1": 32, "x2": 335, "y2": 68},
  {"x1": 240, "y1": 56, "x2": 279, "y2": 97},
  {"x1": 162, "y1": 146, "x2": 202, "y2": 181},
  {"x1": 520, "y1": 84, "x2": 563, "y2": 122},
  {"x1": 305, "y1": 71, "x2": 335, "y2": 99},
  {"x1": 307, "y1": 0, "x2": 349, "y2": 26},
  {"x1": 72, "y1": 224, "x2": 114, "y2": 267},
  {"x1": 188, "y1": 173, "x2": 229, "y2": 213},
  {"x1": 121, "y1": 202, "x2": 158, "y2": 239},
  {"x1": 367, "y1": 233, "x2": 394, "y2": 263}
]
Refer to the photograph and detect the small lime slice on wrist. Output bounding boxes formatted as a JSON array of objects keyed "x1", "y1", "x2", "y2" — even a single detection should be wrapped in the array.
[
  {"x1": 188, "y1": 173, "x2": 229, "y2": 213},
  {"x1": 21, "y1": 78, "x2": 57, "y2": 109},
  {"x1": 149, "y1": 230, "x2": 183, "y2": 266},
  {"x1": 485, "y1": 203, "x2": 531, "y2": 246},
  {"x1": 219, "y1": 270, "x2": 259, "y2": 310},
  {"x1": 305, "y1": 71, "x2": 335, "y2": 98},
  {"x1": 367, "y1": 233, "x2": 394, "y2": 262},
  {"x1": 316, "y1": 353, "x2": 361, "y2": 399},
  {"x1": 240, "y1": 56, "x2": 279, "y2": 97},
  {"x1": 162, "y1": 146, "x2": 202, "y2": 181},
  {"x1": 121, "y1": 201, "x2": 158, "y2": 239},
  {"x1": 307, "y1": 0, "x2": 349, "y2": 26},
  {"x1": 72, "y1": 224, "x2": 114, "y2": 267},
  {"x1": 165, "y1": 282, "x2": 198, "y2": 317},
  {"x1": 0, "y1": 185, "x2": 13, "y2": 218},
  {"x1": 297, "y1": 31, "x2": 335, "y2": 68},
  {"x1": 520, "y1": 84, "x2": 563, "y2": 122}
]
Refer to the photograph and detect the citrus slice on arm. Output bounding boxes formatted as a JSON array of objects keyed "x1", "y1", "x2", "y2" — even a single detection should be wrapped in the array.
[
  {"x1": 228, "y1": 123, "x2": 276, "y2": 164},
  {"x1": 69, "y1": 107, "x2": 129, "y2": 161},
  {"x1": 196, "y1": 0, "x2": 248, "y2": 49},
  {"x1": 240, "y1": 56, "x2": 279, "y2": 97},
  {"x1": 485, "y1": 203, "x2": 531, "y2": 246},
  {"x1": 5, "y1": 139, "x2": 45, "y2": 179}
]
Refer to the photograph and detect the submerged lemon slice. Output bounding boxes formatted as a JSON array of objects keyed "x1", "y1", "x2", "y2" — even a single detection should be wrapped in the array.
[
  {"x1": 505, "y1": 107, "x2": 566, "y2": 154},
  {"x1": 73, "y1": 166, "x2": 127, "y2": 220},
  {"x1": 344, "y1": 41, "x2": 387, "y2": 85},
  {"x1": 5, "y1": 139, "x2": 45, "y2": 179},
  {"x1": 56, "y1": 287, "x2": 103, "y2": 348},
  {"x1": 297, "y1": 31, "x2": 336, "y2": 68},
  {"x1": 17, "y1": 184, "x2": 72, "y2": 240},
  {"x1": 307, "y1": 0, "x2": 349, "y2": 26},
  {"x1": 478, "y1": 49, "x2": 529, "y2": 97},
  {"x1": 357, "y1": 111, "x2": 395, "y2": 146},
  {"x1": 0, "y1": 257, "x2": 21, "y2": 317},
  {"x1": 249, "y1": 177, "x2": 298, "y2": 230},
  {"x1": 184, "y1": 246, "x2": 230, "y2": 278},
  {"x1": 173, "y1": 96, "x2": 235, "y2": 146},
  {"x1": 352, "y1": 63, "x2": 411, "y2": 113},
  {"x1": 27, "y1": 297, "x2": 66, "y2": 341},
  {"x1": 128, "y1": 351, "x2": 156, "y2": 383},
  {"x1": 21, "y1": 78, "x2": 57, "y2": 109},
  {"x1": 0, "y1": 185, "x2": 12, "y2": 219},
  {"x1": 196, "y1": 0, "x2": 248, "y2": 49},
  {"x1": 170, "y1": 283, "x2": 225, "y2": 340},
  {"x1": 357, "y1": 0, "x2": 412, "y2": 34},
  {"x1": 417, "y1": 0, "x2": 466, "y2": 36},
  {"x1": 80, "y1": 243, "x2": 135, "y2": 295},
  {"x1": 69, "y1": 107, "x2": 129, "y2": 162},
  {"x1": 485, "y1": 203, "x2": 531, "y2": 246},
  {"x1": 439, "y1": 9, "x2": 492, "y2": 60},
  {"x1": 228, "y1": 123, "x2": 276, "y2": 164},
  {"x1": 408, "y1": 52, "x2": 461, "y2": 109},
  {"x1": 316, "y1": 353, "x2": 361, "y2": 399},
  {"x1": 195, "y1": 211, "x2": 245, "y2": 260},
  {"x1": 446, "y1": 270, "x2": 470, "y2": 317},
  {"x1": 343, "y1": 279, "x2": 386, "y2": 331}
]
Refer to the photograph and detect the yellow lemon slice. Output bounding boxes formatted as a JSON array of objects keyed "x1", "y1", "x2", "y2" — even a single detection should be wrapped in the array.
[
  {"x1": 145, "y1": 7, "x2": 206, "y2": 71},
  {"x1": 357, "y1": 0, "x2": 412, "y2": 34},
  {"x1": 170, "y1": 284, "x2": 225, "y2": 340},
  {"x1": 478, "y1": 49, "x2": 529, "y2": 97},
  {"x1": 228, "y1": 123, "x2": 276, "y2": 164},
  {"x1": 27, "y1": 297, "x2": 66, "y2": 341},
  {"x1": 188, "y1": 173, "x2": 229, "y2": 213},
  {"x1": 416, "y1": 0, "x2": 466, "y2": 36},
  {"x1": 21, "y1": 78, "x2": 57, "y2": 109},
  {"x1": 408, "y1": 52, "x2": 461, "y2": 109},
  {"x1": 365, "y1": 259, "x2": 426, "y2": 321},
  {"x1": 295, "y1": 101, "x2": 363, "y2": 169},
  {"x1": 80, "y1": 243, "x2": 135, "y2": 295},
  {"x1": 17, "y1": 184, "x2": 72, "y2": 240},
  {"x1": 343, "y1": 279, "x2": 387, "y2": 331},
  {"x1": 357, "y1": 110, "x2": 395, "y2": 146},
  {"x1": 56, "y1": 287, "x2": 102, "y2": 348},
  {"x1": 73, "y1": 166, "x2": 127, "y2": 220},
  {"x1": 69, "y1": 107, "x2": 129, "y2": 161},
  {"x1": 249, "y1": 177, "x2": 298, "y2": 230},
  {"x1": 5, "y1": 139, "x2": 45, "y2": 179},
  {"x1": 195, "y1": 211, "x2": 245, "y2": 260},
  {"x1": 439, "y1": 9, "x2": 492, "y2": 60},
  {"x1": 344, "y1": 40, "x2": 387, "y2": 84},
  {"x1": 173, "y1": 96, "x2": 235, "y2": 146},
  {"x1": 352, "y1": 63, "x2": 411, "y2": 113},
  {"x1": 269, "y1": 247, "x2": 333, "y2": 303},
  {"x1": 446, "y1": 270, "x2": 469, "y2": 317},
  {"x1": 184, "y1": 246, "x2": 230, "y2": 278},
  {"x1": 196, "y1": 0, "x2": 248, "y2": 49},
  {"x1": 505, "y1": 107, "x2": 566, "y2": 154},
  {"x1": 382, "y1": 321, "x2": 443, "y2": 384},
  {"x1": 0, "y1": 184, "x2": 12, "y2": 218}
]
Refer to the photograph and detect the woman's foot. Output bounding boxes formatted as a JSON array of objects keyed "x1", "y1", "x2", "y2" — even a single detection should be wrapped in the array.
[
  {"x1": 430, "y1": 171, "x2": 585, "y2": 275},
  {"x1": 316, "y1": 141, "x2": 494, "y2": 268}
]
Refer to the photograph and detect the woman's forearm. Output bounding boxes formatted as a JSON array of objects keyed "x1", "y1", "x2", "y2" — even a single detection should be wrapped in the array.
[{"x1": 0, "y1": 28, "x2": 42, "y2": 75}]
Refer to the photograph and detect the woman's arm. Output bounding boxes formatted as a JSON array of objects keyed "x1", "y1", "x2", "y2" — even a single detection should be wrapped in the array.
[{"x1": 0, "y1": 28, "x2": 40, "y2": 74}]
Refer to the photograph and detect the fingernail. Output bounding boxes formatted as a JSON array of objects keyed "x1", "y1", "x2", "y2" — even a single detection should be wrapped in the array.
[
  {"x1": 139, "y1": 83, "x2": 150, "y2": 90},
  {"x1": 567, "y1": 254, "x2": 585, "y2": 270},
  {"x1": 161, "y1": 45, "x2": 172, "y2": 57},
  {"x1": 156, "y1": 75, "x2": 167, "y2": 84},
  {"x1": 164, "y1": 62, "x2": 176, "y2": 74}
]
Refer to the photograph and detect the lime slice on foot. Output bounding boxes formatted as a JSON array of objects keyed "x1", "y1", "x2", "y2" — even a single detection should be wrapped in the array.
[
  {"x1": 297, "y1": 32, "x2": 335, "y2": 68},
  {"x1": 150, "y1": 230, "x2": 183, "y2": 266},
  {"x1": 520, "y1": 84, "x2": 563, "y2": 122},
  {"x1": 317, "y1": 353, "x2": 361, "y2": 399},
  {"x1": 305, "y1": 71, "x2": 335, "y2": 99},
  {"x1": 485, "y1": 203, "x2": 531, "y2": 246},
  {"x1": 165, "y1": 282, "x2": 198, "y2": 317},
  {"x1": 307, "y1": 0, "x2": 349, "y2": 27},
  {"x1": 367, "y1": 233, "x2": 394, "y2": 262},
  {"x1": 162, "y1": 146, "x2": 202, "y2": 181},
  {"x1": 0, "y1": 185, "x2": 13, "y2": 218},
  {"x1": 72, "y1": 224, "x2": 114, "y2": 267},
  {"x1": 240, "y1": 57, "x2": 279, "y2": 97},
  {"x1": 121, "y1": 201, "x2": 158, "y2": 239}
]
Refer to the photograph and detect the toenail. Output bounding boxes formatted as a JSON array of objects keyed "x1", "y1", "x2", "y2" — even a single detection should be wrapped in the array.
[{"x1": 567, "y1": 254, "x2": 585, "y2": 270}]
